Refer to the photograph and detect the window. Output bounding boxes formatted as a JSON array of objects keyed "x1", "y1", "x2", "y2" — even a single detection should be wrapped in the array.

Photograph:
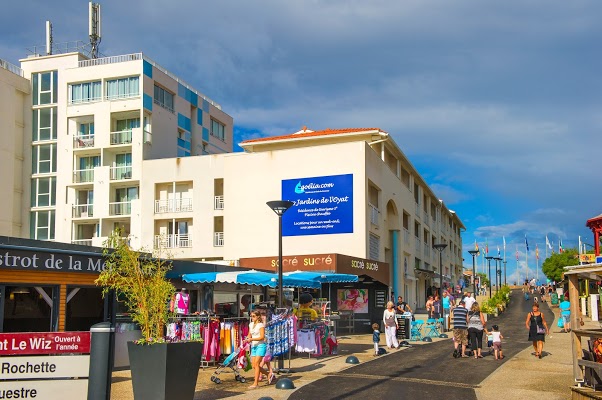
[
  {"x1": 79, "y1": 156, "x2": 100, "y2": 170},
  {"x1": 69, "y1": 81, "x2": 101, "y2": 104},
  {"x1": 32, "y1": 107, "x2": 57, "y2": 141},
  {"x1": 31, "y1": 177, "x2": 56, "y2": 207},
  {"x1": 369, "y1": 233, "x2": 380, "y2": 260},
  {"x1": 79, "y1": 122, "x2": 94, "y2": 137},
  {"x1": 211, "y1": 119, "x2": 225, "y2": 141},
  {"x1": 177, "y1": 130, "x2": 191, "y2": 157},
  {"x1": 115, "y1": 153, "x2": 132, "y2": 167},
  {"x1": 30, "y1": 210, "x2": 55, "y2": 240},
  {"x1": 153, "y1": 85, "x2": 174, "y2": 112},
  {"x1": 32, "y1": 71, "x2": 58, "y2": 105},
  {"x1": 106, "y1": 76, "x2": 139, "y2": 100},
  {"x1": 115, "y1": 187, "x2": 138, "y2": 202},
  {"x1": 32, "y1": 144, "x2": 57, "y2": 174},
  {"x1": 115, "y1": 118, "x2": 140, "y2": 131}
]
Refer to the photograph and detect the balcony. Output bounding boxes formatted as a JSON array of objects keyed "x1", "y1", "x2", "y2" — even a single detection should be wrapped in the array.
[
  {"x1": 154, "y1": 198, "x2": 193, "y2": 213},
  {"x1": 144, "y1": 130, "x2": 152, "y2": 144},
  {"x1": 415, "y1": 236, "x2": 421, "y2": 250},
  {"x1": 369, "y1": 203, "x2": 379, "y2": 226},
  {"x1": 415, "y1": 203, "x2": 420, "y2": 217},
  {"x1": 154, "y1": 234, "x2": 192, "y2": 249},
  {"x1": 72, "y1": 204, "x2": 93, "y2": 218},
  {"x1": 71, "y1": 239, "x2": 92, "y2": 246},
  {"x1": 214, "y1": 195, "x2": 224, "y2": 210},
  {"x1": 73, "y1": 135, "x2": 95, "y2": 149},
  {"x1": 423, "y1": 211, "x2": 429, "y2": 226},
  {"x1": 109, "y1": 201, "x2": 132, "y2": 216},
  {"x1": 403, "y1": 228, "x2": 410, "y2": 244},
  {"x1": 73, "y1": 169, "x2": 94, "y2": 183},
  {"x1": 214, "y1": 232, "x2": 224, "y2": 247},
  {"x1": 424, "y1": 244, "x2": 431, "y2": 258},
  {"x1": 110, "y1": 130, "x2": 133, "y2": 145},
  {"x1": 110, "y1": 166, "x2": 132, "y2": 180}
]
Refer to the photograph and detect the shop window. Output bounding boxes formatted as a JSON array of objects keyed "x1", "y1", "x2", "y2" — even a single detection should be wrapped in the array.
[
  {"x1": 2, "y1": 286, "x2": 53, "y2": 332},
  {"x1": 65, "y1": 287, "x2": 104, "y2": 331}
]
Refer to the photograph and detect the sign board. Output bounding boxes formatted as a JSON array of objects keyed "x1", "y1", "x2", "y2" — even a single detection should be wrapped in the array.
[
  {"x1": 0, "y1": 248, "x2": 105, "y2": 274},
  {"x1": 375, "y1": 290, "x2": 387, "y2": 308},
  {"x1": 282, "y1": 174, "x2": 353, "y2": 236},
  {"x1": 580, "y1": 254, "x2": 597, "y2": 263},
  {"x1": 0, "y1": 332, "x2": 90, "y2": 356},
  {"x1": 0, "y1": 355, "x2": 89, "y2": 379},
  {"x1": 597, "y1": 256, "x2": 602, "y2": 264},
  {"x1": 0, "y1": 379, "x2": 88, "y2": 400}
]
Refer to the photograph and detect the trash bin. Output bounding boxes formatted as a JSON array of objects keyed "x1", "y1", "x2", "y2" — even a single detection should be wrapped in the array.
[{"x1": 551, "y1": 293, "x2": 559, "y2": 305}]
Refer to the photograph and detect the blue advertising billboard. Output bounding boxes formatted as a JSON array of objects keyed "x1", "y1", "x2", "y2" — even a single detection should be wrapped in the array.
[{"x1": 282, "y1": 174, "x2": 353, "y2": 236}]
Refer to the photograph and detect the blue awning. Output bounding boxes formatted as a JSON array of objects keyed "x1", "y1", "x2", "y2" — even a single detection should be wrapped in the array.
[
  {"x1": 182, "y1": 270, "x2": 321, "y2": 288},
  {"x1": 283, "y1": 270, "x2": 358, "y2": 283}
]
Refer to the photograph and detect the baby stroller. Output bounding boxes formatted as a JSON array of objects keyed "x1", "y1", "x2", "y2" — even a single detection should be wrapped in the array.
[{"x1": 210, "y1": 342, "x2": 249, "y2": 384}]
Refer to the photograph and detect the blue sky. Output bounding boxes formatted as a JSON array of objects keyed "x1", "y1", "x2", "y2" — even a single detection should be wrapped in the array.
[{"x1": 2, "y1": 1, "x2": 601, "y2": 283}]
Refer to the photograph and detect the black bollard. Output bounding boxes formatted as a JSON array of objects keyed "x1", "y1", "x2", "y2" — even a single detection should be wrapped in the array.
[{"x1": 88, "y1": 322, "x2": 115, "y2": 400}]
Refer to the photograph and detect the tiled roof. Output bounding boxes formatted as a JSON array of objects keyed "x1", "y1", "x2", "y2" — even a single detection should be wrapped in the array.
[{"x1": 240, "y1": 128, "x2": 382, "y2": 144}]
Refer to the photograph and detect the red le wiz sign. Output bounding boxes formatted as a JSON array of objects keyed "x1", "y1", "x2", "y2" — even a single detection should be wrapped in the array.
[{"x1": 0, "y1": 332, "x2": 90, "y2": 356}]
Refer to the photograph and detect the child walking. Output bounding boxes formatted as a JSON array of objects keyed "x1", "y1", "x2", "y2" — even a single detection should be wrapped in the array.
[
  {"x1": 491, "y1": 324, "x2": 504, "y2": 360},
  {"x1": 372, "y1": 323, "x2": 381, "y2": 356}
]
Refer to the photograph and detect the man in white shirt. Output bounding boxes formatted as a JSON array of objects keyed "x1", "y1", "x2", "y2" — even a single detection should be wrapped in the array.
[{"x1": 463, "y1": 292, "x2": 476, "y2": 311}]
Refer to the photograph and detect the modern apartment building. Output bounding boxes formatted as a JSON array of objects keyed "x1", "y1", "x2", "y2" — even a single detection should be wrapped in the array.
[
  {"x1": 16, "y1": 51, "x2": 233, "y2": 249},
  {"x1": 1, "y1": 48, "x2": 463, "y2": 309},
  {"x1": 0, "y1": 59, "x2": 31, "y2": 238},
  {"x1": 138, "y1": 128, "x2": 465, "y2": 308}
]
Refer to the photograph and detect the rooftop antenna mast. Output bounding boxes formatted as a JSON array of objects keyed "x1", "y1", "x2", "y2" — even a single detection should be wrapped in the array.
[
  {"x1": 45, "y1": 21, "x2": 53, "y2": 55},
  {"x1": 89, "y1": 2, "x2": 101, "y2": 58}
]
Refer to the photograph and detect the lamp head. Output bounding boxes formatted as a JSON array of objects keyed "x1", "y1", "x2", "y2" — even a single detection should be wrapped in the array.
[
  {"x1": 433, "y1": 243, "x2": 447, "y2": 251},
  {"x1": 485, "y1": 256, "x2": 493, "y2": 260},
  {"x1": 267, "y1": 200, "x2": 295, "y2": 216},
  {"x1": 468, "y1": 250, "x2": 479, "y2": 256}
]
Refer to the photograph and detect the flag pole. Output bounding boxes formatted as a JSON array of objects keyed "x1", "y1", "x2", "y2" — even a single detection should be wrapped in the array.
[{"x1": 516, "y1": 244, "x2": 519, "y2": 285}]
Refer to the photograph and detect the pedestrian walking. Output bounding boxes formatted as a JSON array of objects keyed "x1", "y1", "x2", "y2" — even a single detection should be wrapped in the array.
[
  {"x1": 425, "y1": 296, "x2": 434, "y2": 318},
  {"x1": 490, "y1": 324, "x2": 504, "y2": 360},
  {"x1": 383, "y1": 301, "x2": 399, "y2": 349},
  {"x1": 559, "y1": 299, "x2": 571, "y2": 333},
  {"x1": 467, "y1": 302, "x2": 486, "y2": 359},
  {"x1": 432, "y1": 295, "x2": 442, "y2": 319},
  {"x1": 442, "y1": 291, "x2": 452, "y2": 331},
  {"x1": 372, "y1": 323, "x2": 381, "y2": 356},
  {"x1": 525, "y1": 302, "x2": 549, "y2": 359},
  {"x1": 247, "y1": 310, "x2": 268, "y2": 389},
  {"x1": 452, "y1": 300, "x2": 469, "y2": 358}
]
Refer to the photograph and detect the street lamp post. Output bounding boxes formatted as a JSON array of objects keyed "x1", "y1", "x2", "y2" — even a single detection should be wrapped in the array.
[
  {"x1": 494, "y1": 257, "x2": 502, "y2": 292},
  {"x1": 503, "y1": 260, "x2": 507, "y2": 286},
  {"x1": 468, "y1": 250, "x2": 479, "y2": 294},
  {"x1": 266, "y1": 200, "x2": 295, "y2": 308},
  {"x1": 433, "y1": 243, "x2": 448, "y2": 299},
  {"x1": 485, "y1": 256, "x2": 494, "y2": 299}
]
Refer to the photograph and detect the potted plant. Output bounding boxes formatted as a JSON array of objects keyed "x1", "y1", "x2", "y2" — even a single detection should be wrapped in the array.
[{"x1": 96, "y1": 233, "x2": 202, "y2": 400}]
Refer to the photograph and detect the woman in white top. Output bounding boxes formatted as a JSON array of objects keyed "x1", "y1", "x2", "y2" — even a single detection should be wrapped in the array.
[
  {"x1": 382, "y1": 301, "x2": 399, "y2": 349},
  {"x1": 247, "y1": 311, "x2": 270, "y2": 388}
]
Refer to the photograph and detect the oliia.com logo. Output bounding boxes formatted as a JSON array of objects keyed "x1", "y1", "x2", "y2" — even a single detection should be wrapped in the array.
[{"x1": 295, "y1": 181, "x2": 335, "y2": 194}]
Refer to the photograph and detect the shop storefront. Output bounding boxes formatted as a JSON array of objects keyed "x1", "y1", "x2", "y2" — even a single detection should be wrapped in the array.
[{"x1": 239, "y1": 253, "x2": 390, "y2": 333}]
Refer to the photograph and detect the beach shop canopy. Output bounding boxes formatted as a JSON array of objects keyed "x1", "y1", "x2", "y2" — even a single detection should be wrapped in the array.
[
  {"x1": 283, "y1": 271, "x2": 359, "y2": 284},
  {"x1": 182, "y1": 270, "x2": 321, "y2": 289}
]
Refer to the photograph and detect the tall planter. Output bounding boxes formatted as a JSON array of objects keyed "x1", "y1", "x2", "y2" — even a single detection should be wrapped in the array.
[{"x1": 128, "y1": 341, "x2": 203, "y2": 400}]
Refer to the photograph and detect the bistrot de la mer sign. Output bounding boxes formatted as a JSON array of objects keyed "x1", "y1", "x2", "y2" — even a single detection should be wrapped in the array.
[
  {"x1": 0, "y1": 248, "x2": 106, "y2": 274},
  {"x1": 0, "y1": 332, "x2": 90, "y2": 399},
  {"x1": 282, "y1": 174, "x2": 353, "y2": 236}
]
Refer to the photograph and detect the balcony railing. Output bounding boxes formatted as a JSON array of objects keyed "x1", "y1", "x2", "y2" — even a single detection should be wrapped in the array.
[
  {"x1": 110, "y1": 166, "x2": 132, "y2": 180},
  {"x1": 109, "y1": 201, "x2": 132, "y2": 216},
  {"x1": 72, "y1": 204, "x2": 93, "y2": 218},
  {"x1": 73, "y1": 169, "x2": 94, "y2": 183},
  {"x1": 214, "y1": 232, "x2": 224, "y2": 247},
  {"x1": 110, "y1": 130, "x2": 133, "y2": 145},
  {"x1": 415, "y1": 203, "x2": 420, "y2": 217},
  {"x1": 73, "y1": 135, "x2": 95, "y2": 149},
  {"x1": 415, "y1": 237, "x2": 421, "y2": 250},
  {"x1": 154, "y1": 198, "x2": 193, "y2": 213},
  {"x1": 424, "y1": 244, "x2": 431, "y2": 258},
  {"x1": 369, "y1": 203, "x2": 379, "y2": 226},
  {"x1": 71, "y1": 239, "x2": 92, "y2": 246},
  {"x1": 214, "y1": 195, "x2": 224, "y2": 210},
  {"x1": 144, "y1": 130, "x2": 152, "y2": 144},
  {"x1": 423, "y1": 211, "x2": 429, "y2": 226},
  {"x1": 154, "y1": 234, "x2": 192, "y2": 249},
  {"x1": 403, "y1": 228, "x2": 410, "y2": 244}
]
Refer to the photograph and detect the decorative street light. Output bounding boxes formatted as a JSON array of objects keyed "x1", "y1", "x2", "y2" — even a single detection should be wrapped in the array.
[
  {"x1": 485, "y1": 256, "x2": 494, "y2": 298},
  {"x1": 468, "y1": 250, "x2": 479, "y2": 294},
  {"x1": 503, "y1": 260, "x2": 507, "y2": 286},
  {"x1": 433, "y1": 243, "x2": 448, "y2": 299},
  {"x1": 266, "y1": 200, "x2": 295, "y2": 308}
]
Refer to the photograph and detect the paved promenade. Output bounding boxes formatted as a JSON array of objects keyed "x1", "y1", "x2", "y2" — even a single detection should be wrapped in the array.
[{"x1": 110, "y1": 291, "x2": 576, "y2": 399}]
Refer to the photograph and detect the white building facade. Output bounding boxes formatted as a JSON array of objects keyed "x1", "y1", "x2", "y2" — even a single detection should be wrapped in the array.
[{"x1": 16, "y1": 51, "x2": 233, "y2": 248}]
